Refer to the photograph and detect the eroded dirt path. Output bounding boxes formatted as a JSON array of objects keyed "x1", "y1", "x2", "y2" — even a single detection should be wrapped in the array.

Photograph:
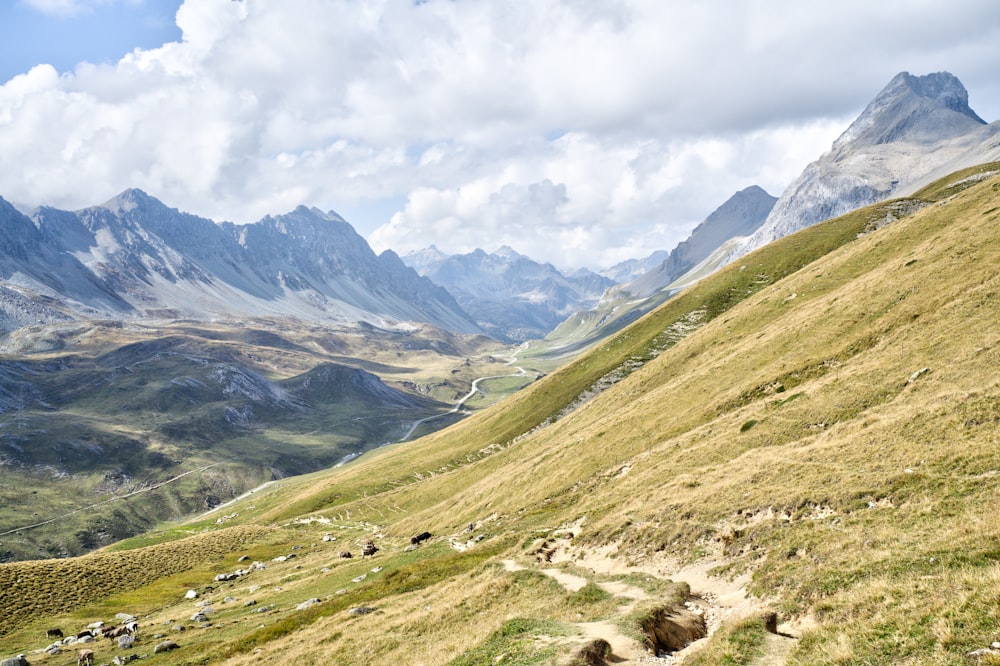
[
  {"x1": 502, "y1": 559, "x2": 656, "y2": 663},
  {"x1": 501, "y1": 531, "x2": 800, "y2": 664}
]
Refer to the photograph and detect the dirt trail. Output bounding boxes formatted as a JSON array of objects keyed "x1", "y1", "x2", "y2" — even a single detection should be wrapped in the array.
[
  {"x1": 502, "y1": 559, "x2": 655, "y2": 663},
  {"x1": 535, "y1": 539, "x2": 799, "y2": 664}
]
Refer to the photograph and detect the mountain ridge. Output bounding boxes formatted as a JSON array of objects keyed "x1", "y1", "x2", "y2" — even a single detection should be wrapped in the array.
[
  {"x1": 1, "y1": 190, "x2": 481, "y2": 335},
  {"x1": 402, "y1": 244, "x2": 615, "y2": 342},
  {"x1": 731, "y1": 70, "x2": 998, "y2": 260}
]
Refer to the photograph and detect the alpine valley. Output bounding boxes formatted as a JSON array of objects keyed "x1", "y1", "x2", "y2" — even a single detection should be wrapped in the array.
[{"x1": 0, "y1": 71, "x2": 998, "y2": 666}]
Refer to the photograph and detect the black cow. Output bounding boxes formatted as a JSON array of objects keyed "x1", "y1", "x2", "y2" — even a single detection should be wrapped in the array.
[
  {"x1": 361, "y1": 540, "x2": 379, "y2": 559},
  {"x1": 410, "y1": 531, "x2": 432, "y2": 545}
]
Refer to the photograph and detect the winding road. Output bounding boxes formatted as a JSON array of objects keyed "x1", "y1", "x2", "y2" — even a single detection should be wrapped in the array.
[{"x1": 397, "y1": 344, "x2": 534, "y2": 442}]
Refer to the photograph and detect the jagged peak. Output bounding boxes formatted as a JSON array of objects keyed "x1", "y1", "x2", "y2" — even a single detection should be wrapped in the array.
[
  {"x1": 92, "y1": 188, "x2": 173, "y2": 216},
  {"x1": 884, "y1": 71, "x2": 984, "y2": 122},
  {"x1": 274, "y1": 204, "x2": 349, "y2": 226},
  {"x1": 834, "y1": 71, "x2": 986, "y2": 149},
  {"x1": 493, "y1": 245, "x2": 524, "y2": 259}
]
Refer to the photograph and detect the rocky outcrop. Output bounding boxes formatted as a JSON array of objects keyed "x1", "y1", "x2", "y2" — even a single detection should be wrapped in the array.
[{"x1": 731, "y1": 71, "x2": 999, "y2": 260}]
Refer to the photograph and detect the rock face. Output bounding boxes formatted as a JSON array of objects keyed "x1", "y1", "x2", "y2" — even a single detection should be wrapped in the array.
[
  {"x1": 403, "y1": 245, "x2": 615, "y2": 342},
  {"x1": 620, "y1": 185, "x2": 776, "y2": 300},
  {"x1": 0, "y1": 190, "x2": 480, "y2": 335},
  {"x1": 731, "y1": 71, "x2": 999, "y2": 260},
  {"x1": 542, "y1": 186, "x2": 774, "y2": 354}
]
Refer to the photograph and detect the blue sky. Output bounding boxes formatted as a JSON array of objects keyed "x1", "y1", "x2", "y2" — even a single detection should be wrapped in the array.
[
  {"x1": 0, "y1": 1, "x2": 182, "y2": 83},
  {"x1": 1, "y1": 1, "x2": 999, "y2": 270}
]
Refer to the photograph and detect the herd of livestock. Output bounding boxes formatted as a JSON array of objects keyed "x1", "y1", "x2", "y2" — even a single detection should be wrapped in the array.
[{"x1": 2, "y1": 530, "x2": 439, "y2": 665}]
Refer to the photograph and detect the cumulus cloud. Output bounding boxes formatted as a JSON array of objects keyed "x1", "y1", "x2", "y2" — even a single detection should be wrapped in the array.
[{"x1": 2, "y1": 0, "x2": 999, "y2": 269}]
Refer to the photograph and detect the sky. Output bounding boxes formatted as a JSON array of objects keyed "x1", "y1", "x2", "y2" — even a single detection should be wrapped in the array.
[{"x1": 1, "y1": 1, "x2": 999, "y2": 272}]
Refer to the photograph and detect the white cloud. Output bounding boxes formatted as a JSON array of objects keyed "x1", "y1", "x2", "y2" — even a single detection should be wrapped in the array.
[{"x1": 2, "y1": 0, "x2": 999, "y2": 270}]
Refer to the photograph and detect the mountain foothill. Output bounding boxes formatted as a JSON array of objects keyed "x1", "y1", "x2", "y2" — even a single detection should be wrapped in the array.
[{"x1": 1, "y1": 71, "x2": 999, "y2": 664}]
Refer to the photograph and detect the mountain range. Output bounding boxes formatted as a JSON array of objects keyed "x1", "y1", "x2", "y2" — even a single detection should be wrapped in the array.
[
  {"x1": 538, "y1": 71, "x2": 999, "y2": 356},
  {"x1": 0, "y1": 190, "x2": 480, "y2": 336},
  {"x1": 402, "y1": 245, "x2": 615, "y2": 341},
  {"x1": 2, "y1": 73, "x2": 994, "y2": 355}
]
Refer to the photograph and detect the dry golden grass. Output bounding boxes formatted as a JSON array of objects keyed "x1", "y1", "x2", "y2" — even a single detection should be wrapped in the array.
[{"x1": 0, "y1": 525, "x2": 273, "y2": 637}]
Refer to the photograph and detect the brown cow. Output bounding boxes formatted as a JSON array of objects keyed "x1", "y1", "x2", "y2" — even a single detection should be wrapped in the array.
[{"x1": 78, "y1": 650, "x2": 95, "y2": 666}]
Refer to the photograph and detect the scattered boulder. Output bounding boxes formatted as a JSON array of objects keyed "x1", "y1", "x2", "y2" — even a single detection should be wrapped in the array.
[
  {"x1": 967, "y1": 644, "x2": 1000, "y2": 663},
  {"x1": 297, "y1": 598, "x2": 322, "y2": 611},
  {"x1": 154, "y1": 640, "x2": 180, "y2": 654},
  {"x1": 184, "y1": 590, "x2": 198, "y2": 600},
  {"x1": 0, "y1": 656, "x2": 29, "y2": 666},
  {"x1": 348, "y1": 606, "x2": 377, "y2": 615},
  {"x1": 574, "y1": 638, "x2": 612, "y2": 666},
  {"x1": 118, "y1": 634, "x2": 134, "y2": 650}
]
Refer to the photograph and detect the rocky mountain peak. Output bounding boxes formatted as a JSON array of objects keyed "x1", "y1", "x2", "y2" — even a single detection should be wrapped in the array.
[
  {"x1": 833, "y1": 71, "x2": 986, "y2": 149},
  {"x1": 891, "y1": 72, "x2": 983, "y2": 120},
  {"x1": 722, "y1": 71, "x2": 999, "y2": 263},
  {"x1": 97, "y1": 188, "x2": 162, "y2": 214}
]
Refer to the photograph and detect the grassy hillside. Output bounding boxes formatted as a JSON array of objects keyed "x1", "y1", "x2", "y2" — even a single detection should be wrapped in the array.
[
  {"x1": 1, "y1": 163, "x2": 998, "y2": 665},
  {"x1": 0, "y1": 320, "x2": 510, "y2": 561}
]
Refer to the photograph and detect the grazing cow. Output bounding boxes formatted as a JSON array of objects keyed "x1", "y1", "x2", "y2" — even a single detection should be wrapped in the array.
[
  {"x1": 46, "y1": 627, "x2": 63, "y2": 638},
  {"x1": 410, "y1": 531, "x2": 432, "y2": 545},
  {"x1": 339, "y1": 551, "x2": 353, "y2": 558},
  {"x1": 103, "y1": 625, "x2": 130, "y2": 640},
  {"x1": 361, "y1": 540, "x2": 378, "y2": 559},
  {"x1": 77, "y1": 650, "x2": 94, "y2": 666},
  {"x1": 76, "y1": 630, "x2": 94, "y2": 640},
  {"x1": 124, "y1": 620, "x2": 139, "y2": 635}
]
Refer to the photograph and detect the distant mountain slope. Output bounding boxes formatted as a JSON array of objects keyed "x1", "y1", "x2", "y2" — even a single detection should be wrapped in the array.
[
  {"x1": 618, "y1": 185, "x2": 776, "y2": 300},
  {"x1": 600, "y1": 249, "x2": 670, "y2": 283},
  {"x1": 538, "y1": 185, "x2": 775, "y2": 356},
  {"x1": 1, "y1": 189, "x2": 481, "y2": 335},
  {"x1": 0, "y1": 316, "x2": 503, "y2": 561},
  {"x1": 731, "y1": 71, "x2": 1000, "y2": 259},
  {"x1": 403, "y1": 245, "x2": 615, "y2": 341}
]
